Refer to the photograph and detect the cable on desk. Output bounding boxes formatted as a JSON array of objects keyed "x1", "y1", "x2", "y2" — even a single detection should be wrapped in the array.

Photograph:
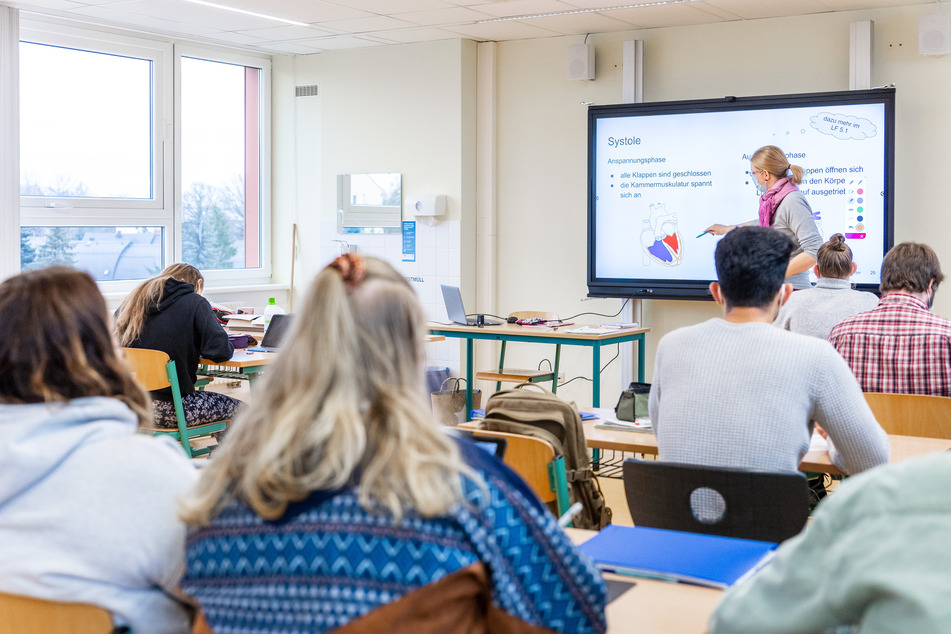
[
  {"x1": 561, "y1": 298, "x2": 630, "y2": 322},
  {"x1": 465, "y1": 312, "x2": 507, "y2": 321}
]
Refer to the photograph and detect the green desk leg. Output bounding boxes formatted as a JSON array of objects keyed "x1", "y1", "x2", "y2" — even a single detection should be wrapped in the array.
[
  {"x1": 592, "y1": 345, "x2": 602, "y2": 470},
  {"x1": 465, "y1": 338, "x2": 474, "y2": 421},
  {"x1": 637, "y1": 333, "x2": 645, "y2": 382},
  {"x1": 551, "y1": 344, "x2": 562, "y2": 394},
  {"x1": 548, "y1": 455, "x2": 571, "y2": 520}
]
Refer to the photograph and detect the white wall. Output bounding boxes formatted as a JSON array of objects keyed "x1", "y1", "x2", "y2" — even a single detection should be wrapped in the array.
[
  {"x1": 264, "y1": 3, "x2": 951, "y2": 407},
  {"x1": 492, "y1": 3, "x2": 951, "y2": 407},
  {"x1": 271, "y1": 39, "x2": 478, "y2": 373}
]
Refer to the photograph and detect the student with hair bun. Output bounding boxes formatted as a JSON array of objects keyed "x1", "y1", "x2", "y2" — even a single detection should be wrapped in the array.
[
  {"x1": 705, "y1": 145, "x2": 824, "y2": 289},
  {"x1": 774, "y1": 233, "x2": 879, "y2": 338}
]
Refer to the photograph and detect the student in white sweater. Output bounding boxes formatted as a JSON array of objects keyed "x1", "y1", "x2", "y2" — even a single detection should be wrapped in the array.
[
  {"x1": 650, "y1": 227, "x2": 888, "y2": 477},
  {"x1": 0, "y1": 267, "x2": 197, "y2": 634},
  {"x1": 774, "y1": 232, "x2": 879, "y2": 338}
]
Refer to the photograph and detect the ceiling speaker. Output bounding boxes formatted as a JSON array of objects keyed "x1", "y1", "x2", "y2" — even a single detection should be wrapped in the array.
[
  {"x1": 919, "y1": 13, "x2": 950, "y2": 56},
  {"x1": 567, "y1": 43, "x2": 595, "y2": 80}
]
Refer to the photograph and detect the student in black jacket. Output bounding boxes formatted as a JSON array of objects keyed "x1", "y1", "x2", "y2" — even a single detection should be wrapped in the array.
[{"x1": 116, "y1": 263, "x2": 240, "y2": 428}]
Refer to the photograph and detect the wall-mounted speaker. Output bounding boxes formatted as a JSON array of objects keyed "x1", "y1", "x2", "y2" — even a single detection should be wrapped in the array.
[
  {"x1": 919, "y1": 13, "x2": 950, "y2": 56},
  {"x1": 567, "y1": 43, "x2": 595, "y2": 80}
]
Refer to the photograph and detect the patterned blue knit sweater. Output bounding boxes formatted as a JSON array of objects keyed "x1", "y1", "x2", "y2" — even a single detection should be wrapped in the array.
[{"x1": 183, "y1": 439, "x2": 607, "y2": 633}]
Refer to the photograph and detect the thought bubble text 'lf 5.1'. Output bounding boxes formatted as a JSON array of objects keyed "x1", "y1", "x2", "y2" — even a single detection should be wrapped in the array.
[{"x1": 810, "y1": 112, "x2": 878, "y2": 141}]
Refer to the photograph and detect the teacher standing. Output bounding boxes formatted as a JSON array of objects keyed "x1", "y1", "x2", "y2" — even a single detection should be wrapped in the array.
[{"x1": 706, "y1": 145, "x2": 823, "y2": 289}]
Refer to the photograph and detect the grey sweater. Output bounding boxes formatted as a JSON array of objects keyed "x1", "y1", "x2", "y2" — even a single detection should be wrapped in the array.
[
  {"x1": 649, "y1": 319, "x2": 889, "y2": 475},
  {"x1": 0, "y1": 398, "x2": 197, "y2": 633},
  {"x1": 770, "y1": 191, "x2": 823, "y2": 290},
  {"x1": 774, "y1": 277, "x2": 879, "y2": 339}
]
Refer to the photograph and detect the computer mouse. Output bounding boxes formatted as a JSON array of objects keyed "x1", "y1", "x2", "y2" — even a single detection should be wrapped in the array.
[{"x1": 507, "y1": 316, "x2": 518, "y2": 323}]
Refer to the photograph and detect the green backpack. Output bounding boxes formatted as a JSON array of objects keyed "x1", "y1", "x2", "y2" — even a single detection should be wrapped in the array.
[{"x1": 477, "y1": 383, "x2": 612, "y2": 530}]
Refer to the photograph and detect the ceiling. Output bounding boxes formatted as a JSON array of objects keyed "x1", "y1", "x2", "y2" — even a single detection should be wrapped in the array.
[{"x1": 0, "y1": 0, "x2": 937, "y2": 55}]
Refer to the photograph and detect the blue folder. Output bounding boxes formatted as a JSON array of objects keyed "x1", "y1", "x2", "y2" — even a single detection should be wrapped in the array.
[{"x1": 578, "y1": 524, "x2": 777, "y2": 589}]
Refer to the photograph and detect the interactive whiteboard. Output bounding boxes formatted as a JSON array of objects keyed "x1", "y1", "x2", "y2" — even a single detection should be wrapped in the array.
[{"x1": 587, "y1": 89, "x2": 895, "y2": 300}]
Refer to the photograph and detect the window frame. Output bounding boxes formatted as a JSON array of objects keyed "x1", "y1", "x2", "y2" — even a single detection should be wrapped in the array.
[{"x1": 14, "y1": 17, "x2": 272, "y2": 290}]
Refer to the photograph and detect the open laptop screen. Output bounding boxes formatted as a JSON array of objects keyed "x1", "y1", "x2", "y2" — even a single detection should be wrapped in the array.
[{"x1": 259, "y1": 313, "x2": 294, "y2": 349}]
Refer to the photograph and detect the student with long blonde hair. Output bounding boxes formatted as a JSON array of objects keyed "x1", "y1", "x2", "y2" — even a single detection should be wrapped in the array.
[
  {"x1": 180, "y1": 254, "x2": 606, "y2": 634},
  {"x1": 116, "y1": 263, "x2": 238, "y2": 428},
  {"x1": 0, "y1": 267, "x2": 197, "y2": 633}
]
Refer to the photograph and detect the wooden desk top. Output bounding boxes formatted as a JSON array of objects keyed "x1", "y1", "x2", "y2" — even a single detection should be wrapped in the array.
[
  {"x1": 565, "y1": 528, "x2": 721, "y2": 633},
  {"x1": 203, "y1": 334, "x2": 443, "y2": 369},
  {"x1": 428, "y1": 322, "x2": 649, "y2": 341},
  {"x1": 201, "y1": 350, "x2": 278, "y2": 368},
  {"x1": 583, "y1": 420, "x2": 951, "y2": 476},
  {"x1": 800, "y1": 434, "x2": 951, "y2": 475}
]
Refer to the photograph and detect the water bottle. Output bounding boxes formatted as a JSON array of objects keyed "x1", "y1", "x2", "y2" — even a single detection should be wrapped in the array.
[{"x1": 263, "y1": 297, "x2": 285, "y2": 329}]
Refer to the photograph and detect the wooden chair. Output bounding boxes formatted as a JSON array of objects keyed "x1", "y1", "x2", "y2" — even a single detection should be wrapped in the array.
[
  {"x1": 476, "y1": 311, "x2": 561, "y2": 393},
  {"x1": 123, "y1": 347, "x2": 230, "y2": 458},
  {"x1": 623, "y1": 459, "x2": 810, "y2": 543},
  {"x1": 864, "y1": 392, "x2": 951, "y2": 439},
  {"x1": 0, "y1": 592, "x2": 112, "y2": 634},
  {"x1": 469, "y1": 428, "x2": 571, "y2": 519}
]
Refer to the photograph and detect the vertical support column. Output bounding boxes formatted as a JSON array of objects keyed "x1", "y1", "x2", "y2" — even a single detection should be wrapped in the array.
[
  {"x1": 0, "y1": 7, "x2": 20, "y2": 281},
  {"x1": 475, "y1": 42, "x2": 498, "y2": 389},
  {"x1": 850, "y1": 20, "x2": 873, "y2": 90},
  {"x1": 619, "y1": 40, "x2": 644, "y2": 395},
  {"x1": 621, "y1": 39, "x2": 643, "y2": 104}
]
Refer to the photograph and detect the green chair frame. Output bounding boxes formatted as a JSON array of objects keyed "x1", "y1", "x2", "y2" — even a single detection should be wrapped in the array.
[
  {"x1": 159, "y1": 359, "x2": 229, "y2": 458},
  {"x1": 123, "y1": 348, "x2": 229, "y2": 459}
]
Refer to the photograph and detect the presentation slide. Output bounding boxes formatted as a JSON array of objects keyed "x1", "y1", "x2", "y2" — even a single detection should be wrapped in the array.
[{"x1": 592, "y1": 100, "x2": 889, "y2": 290}]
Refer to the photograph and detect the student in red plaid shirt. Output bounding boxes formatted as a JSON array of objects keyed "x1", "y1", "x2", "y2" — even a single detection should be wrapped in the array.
[{"x1": 829, "y1": 242, "x2": 951, "y2": 396}]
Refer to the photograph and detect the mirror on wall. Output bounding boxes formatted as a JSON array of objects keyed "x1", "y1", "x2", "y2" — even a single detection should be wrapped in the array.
[{"x1": 337, "y1": 173, "x2": 402, "y2": 234}]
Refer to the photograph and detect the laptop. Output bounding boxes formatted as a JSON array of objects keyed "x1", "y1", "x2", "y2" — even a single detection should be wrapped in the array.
[
  {"x1": 249, "y1": 313, "x2": 294, "y2": 352},
  {"x1": 440, "y1": 285, "x2": 502, "y2": 326}
]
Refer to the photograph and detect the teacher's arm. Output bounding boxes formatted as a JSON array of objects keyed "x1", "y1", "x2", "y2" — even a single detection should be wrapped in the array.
[
  {"x1": 786, "y1": 252, "x2": 817, "y2": 277},
  {"x1": 704, "y1": 220, "x2": 755, "y2": 235}
]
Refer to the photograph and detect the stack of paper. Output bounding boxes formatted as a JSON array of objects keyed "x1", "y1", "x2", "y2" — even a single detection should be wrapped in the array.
[
  {"x1": 594, "y1": 418, "x2": 652, "y2": 433},
  {"x1": 564, "y1": 326, "x2": 616, "y2": 335}
]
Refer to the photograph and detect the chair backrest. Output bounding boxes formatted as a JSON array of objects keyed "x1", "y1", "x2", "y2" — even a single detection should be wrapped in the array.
[
  {"x1": 122, "y1": 347, "x2": 172, "y2": 391},
  {"x1": 470, "y1": 429, "x2": 558, "y2": 504},
  {"x1": 864, "y1": 392, "x2": 951, "y2": 439},
  {"x1": 623, "y1": 459, "x2": 810, "y2": 543},
  {"x1": 0, "y1": 592, "x2": 113, "y2": 634},
  {"x1": 508, "y1": 311, "x2": 559, "y2": 321}
]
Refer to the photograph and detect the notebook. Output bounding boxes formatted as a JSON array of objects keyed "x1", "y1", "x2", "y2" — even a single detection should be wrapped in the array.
[
  {"x1": 440, "y1": 285, "x2": 502, "y2": 326},
  {"x1": 248, "y1": 313, "x2": 294, "y2": 352},
  {"x1": 578, "y1": 524, "x2": 777, "y2": 589}
]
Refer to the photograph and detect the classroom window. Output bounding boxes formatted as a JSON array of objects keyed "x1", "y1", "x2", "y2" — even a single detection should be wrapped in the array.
[
  {"x1": 19, "y1": 42, "x2": 153, "y2": 200},
  {"x1": 180, "y1": 55, "x2": 263, "y2": 271},
  {"x1": 14, "y1": 20, "x2": 271, "y2": 288},
  {"x1": 20, "y1": 226, "x2": 164, "y2": 281}
]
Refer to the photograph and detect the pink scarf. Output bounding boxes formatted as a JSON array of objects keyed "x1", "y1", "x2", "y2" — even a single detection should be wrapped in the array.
[{"x1": 758, "y1": 177, "x2": 798, "y2": 227}]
